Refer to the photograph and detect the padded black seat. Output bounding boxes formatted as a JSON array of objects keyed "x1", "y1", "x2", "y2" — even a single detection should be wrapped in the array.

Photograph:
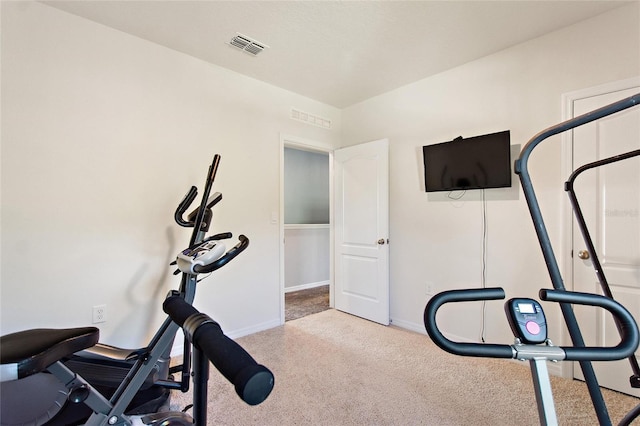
[{"x1": 1, "y1": 327, "x2": 99, "y2": 381}]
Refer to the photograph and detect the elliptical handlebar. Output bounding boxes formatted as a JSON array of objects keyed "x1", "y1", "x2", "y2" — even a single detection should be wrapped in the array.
[
  {"x1": 540, "y1": 289, "x2": 640, "y2": 361},
  {"x1": 424, "y1": 287, "x2": 515, "y2": 359},
  {"x1": 424, "y1": 287, "x2": 640, "y2": 362},
  {"x1": 206, "y1": 232, "x2": 233, "y2": 241},
  {"x1": 163, "y1": 295, "x2": 274, "y2": 406},
  {"x1": 175, "y1": 186, "x2": 199, "y2": 227},
  {"x1": 192, "y1": 234, "x2": 250, "y2": 274}
]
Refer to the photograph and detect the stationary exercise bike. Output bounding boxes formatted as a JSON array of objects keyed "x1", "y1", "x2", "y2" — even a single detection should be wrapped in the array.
[
  {"x1": 424, "y1": 287, "x2": 639, "y2": 426},
  {"x1": 0, "y1": 155, "x2": 274, "y2": 425}
]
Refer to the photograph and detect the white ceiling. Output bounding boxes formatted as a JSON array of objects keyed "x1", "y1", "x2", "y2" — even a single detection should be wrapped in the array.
[{"x1": 42, "y1": 1, "x2": 629, "y2": 108}]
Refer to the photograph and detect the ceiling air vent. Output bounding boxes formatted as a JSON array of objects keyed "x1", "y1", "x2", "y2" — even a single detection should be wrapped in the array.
[{"x1": 228, "y1": 33, "x2": 268, "y2": 56}]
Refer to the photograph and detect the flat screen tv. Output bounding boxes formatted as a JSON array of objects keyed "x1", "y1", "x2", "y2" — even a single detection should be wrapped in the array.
[{"x1": 423, "y1": 130, "x2": 512, "y2": 192}]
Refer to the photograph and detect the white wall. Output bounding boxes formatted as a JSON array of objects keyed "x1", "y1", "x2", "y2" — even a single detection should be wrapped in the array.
[
  {"x1": 341, "y1": 3, "x2": 640, "y2": 349},
  {"x1": 0, "y1": 2, "x2": 341, "y2": 347},
  {"x1": 283, "y1": 148, "x2": 330, "y2": 224},
  {"x1": 284, "y1": 225, "x2": 330, "y2": 291}
]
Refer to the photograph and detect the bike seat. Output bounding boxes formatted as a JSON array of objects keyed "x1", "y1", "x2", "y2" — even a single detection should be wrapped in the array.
[
  {"x1": 75, "y1": 342, "x2": 148, "y2": 362},
  {"x1": 0, "y1": 327, "x2": 99, "y2": 382}
]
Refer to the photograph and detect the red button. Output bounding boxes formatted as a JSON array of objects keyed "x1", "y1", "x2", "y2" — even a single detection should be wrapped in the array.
[{"x1": 526, "y1": 321, "x2": 541, "y2": 335}]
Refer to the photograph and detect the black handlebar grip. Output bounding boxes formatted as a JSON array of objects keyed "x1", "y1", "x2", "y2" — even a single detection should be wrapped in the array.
[
  {"x1": 206, "y1": 232, "x2": 233, "y2": 241},
  {"x1": 163, "y1": 296, "x2": 274, "y2": 405},
  {"x1": 193, "y1": 235, "x2": 250, "y2": 274},
  {"x1": 540, "y1": 289, "x2": 640, "y2": 361},
  {"x1": 175, "y1": 186, "x2": 198, "y2": 227},
  {"x1": 424, "y1": 287, "x2": 515, "y2": 359}
]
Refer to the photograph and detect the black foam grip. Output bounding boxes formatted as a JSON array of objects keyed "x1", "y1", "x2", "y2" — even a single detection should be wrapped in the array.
[
  {"x1": 424, "y1": 287, "x2": 515, "y2": 359},
  {"x1": 175, "y1": 186, "x2": 198, "y2": 227},
  {"x1": 163, "y1": 296, "x2": 274, "y2": 405},
  {"x1": 540, "y1": 289, "x2": 640, "y2": 361},
  {"x1": 207, "y1": 232, "x2": 233, "y2": 241},
  {"x1": 164, "y1": 296, "x2": 200, "y2": 326}
]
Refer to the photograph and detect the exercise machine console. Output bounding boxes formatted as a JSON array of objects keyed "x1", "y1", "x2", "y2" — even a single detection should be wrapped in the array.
[{"x1": 424, "y1": 287, "x2": 639, "y2": 426}]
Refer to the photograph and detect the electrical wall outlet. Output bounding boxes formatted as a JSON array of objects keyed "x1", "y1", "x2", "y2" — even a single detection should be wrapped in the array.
[{"x1": 93, "y1": 304, "x2": 107, "y2": 323}]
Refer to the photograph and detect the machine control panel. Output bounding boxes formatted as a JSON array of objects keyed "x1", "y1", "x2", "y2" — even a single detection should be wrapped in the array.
[
  {"x1": 176, "y1": 240, "x2": 226, "y2": 274},
  {"x1": 505, "y1": 298, "x2": 547, "y2": 344}
]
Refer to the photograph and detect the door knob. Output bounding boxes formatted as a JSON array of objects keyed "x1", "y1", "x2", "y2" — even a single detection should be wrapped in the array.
[
  {"x1": 578, "y1": 250, "x2": 590, "y2": 260},
  {"x1": 377, "y1": 239, "x2": 386, "y2": 245}
]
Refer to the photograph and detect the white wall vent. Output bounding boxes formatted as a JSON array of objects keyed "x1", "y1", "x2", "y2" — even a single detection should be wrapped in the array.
[
  {"x1": 228, "y1": 33, "x2": 268, "y2": 56},
  {"x1": 291, "y1": 108, "x2": 332, "y2": 129}
]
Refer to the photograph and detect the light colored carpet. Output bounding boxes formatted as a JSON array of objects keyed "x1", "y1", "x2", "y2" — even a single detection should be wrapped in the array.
[{"x1": 171, "y1": 309, "x2": 640, "y2": 425}]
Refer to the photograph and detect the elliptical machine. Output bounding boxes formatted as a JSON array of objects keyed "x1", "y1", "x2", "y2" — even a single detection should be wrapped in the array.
[
  {"x1": 0, "y1": 154, "x2": 274, "y2": 425},
  {"x1": 423, "y1": 93, "x2": 640, "y2": 425}
]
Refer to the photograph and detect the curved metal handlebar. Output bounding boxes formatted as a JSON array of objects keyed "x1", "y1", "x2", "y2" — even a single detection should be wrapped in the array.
[
  {"x1": 205, "y1": 232, "x2": 233, "y2": 242},
  {"x1": 424, "y1": 287, "x2": 640, "y2": 362},
  {"x1": 174, "y1": 186, "x2": 198, "y2": 227},
  {"x1": 192, "y1": 235, "x2": 249, "y2": 274},
  {"x1": 540, "y1": 289, "x2": 639, "y2": 361},
  {"x1": 424, "y1": 288, "x2": 515, "y2": 358}
]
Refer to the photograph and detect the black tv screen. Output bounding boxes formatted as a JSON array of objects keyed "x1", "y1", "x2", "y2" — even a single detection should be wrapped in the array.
[{"x1": 423, "y1": 130, "x2": 512, "y2": 192}]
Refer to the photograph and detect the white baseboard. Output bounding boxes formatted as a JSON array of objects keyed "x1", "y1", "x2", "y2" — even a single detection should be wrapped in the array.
[
  {"x1": 225, "y1": 318, "x2": 282, "y2": 340},
  {"x1": 284, "y1": 280, "x2": 330, "y2": 293},
  {"x1": 389, "y1": 317, "x2": 426, "y2": 335}
]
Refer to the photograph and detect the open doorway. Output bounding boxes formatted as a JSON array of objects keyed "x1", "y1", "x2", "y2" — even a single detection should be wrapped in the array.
[{"x1": 280, "y1": 136, "x2": 333, "y2": 323}]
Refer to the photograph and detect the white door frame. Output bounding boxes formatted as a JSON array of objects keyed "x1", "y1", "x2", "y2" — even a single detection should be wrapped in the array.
[
  {"x1": 560, "y1": 76, "x2": 640, "y2": 378},
  {"x1": 279, "y1": 134, "x2": 335, "y2": 325}
]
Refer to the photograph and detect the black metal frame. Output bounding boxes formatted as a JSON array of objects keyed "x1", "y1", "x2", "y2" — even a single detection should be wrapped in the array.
[
  {"x1": 85, "y1": 155, "x2": 223, "y2": 425},
  {"x1": 514, "y1": 93, "x2": 640, "y2": 425},
  {"x1": 565, "y1": 148, "x2": 640, "y2": 388}
]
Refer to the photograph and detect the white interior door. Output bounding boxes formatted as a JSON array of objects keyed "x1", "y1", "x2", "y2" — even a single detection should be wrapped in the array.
[
  {"x1": 334, "y1": 139, "x2": 389, "y2": 325},
  {"x1": 571, "y1": 85, "x2": 640, "y2": 397}
]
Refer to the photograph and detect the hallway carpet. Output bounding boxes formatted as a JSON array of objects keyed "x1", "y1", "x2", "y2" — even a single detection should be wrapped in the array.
[{"x1": 285, "y1": 285, "x2": 330, "y2": 321}]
